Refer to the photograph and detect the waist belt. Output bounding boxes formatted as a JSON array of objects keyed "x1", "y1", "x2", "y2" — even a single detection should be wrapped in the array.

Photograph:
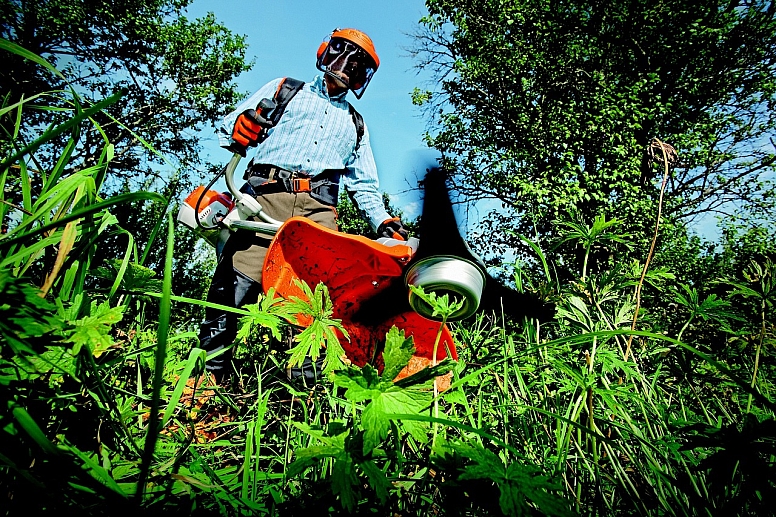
[
  {"x1": 243, "y1": 163, "x2": 341, "y2": 206},
  {"x1": 246, "y1": 165, "x2": 312, "y2": 192}
]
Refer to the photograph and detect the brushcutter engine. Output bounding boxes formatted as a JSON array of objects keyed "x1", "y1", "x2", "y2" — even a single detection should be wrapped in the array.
[
  {"x1": 177, "y1": 187, "x2": 234, "y2": 247},
  {"x1": 177, "y1": 150, "x2": 285, "y2": 247}
]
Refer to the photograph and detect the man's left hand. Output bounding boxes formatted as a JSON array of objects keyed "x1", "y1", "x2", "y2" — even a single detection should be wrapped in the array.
[{"x1": 378, "y1": 217, "x2": 409, "y2": 240}]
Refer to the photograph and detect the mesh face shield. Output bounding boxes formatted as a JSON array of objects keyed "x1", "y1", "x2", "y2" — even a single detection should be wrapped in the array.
[{"x1": 317, "y1": 38, "x2": 377, "y2": 98}]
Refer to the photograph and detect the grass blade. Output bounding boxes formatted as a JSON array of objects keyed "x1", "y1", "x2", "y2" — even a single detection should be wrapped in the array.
[{"x1": 135, "y1": 212, "x2": 174, "y2": 501}]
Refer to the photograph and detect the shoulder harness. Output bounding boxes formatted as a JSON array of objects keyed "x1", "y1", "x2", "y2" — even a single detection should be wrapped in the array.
[
  {"x1": 246, "y1": 77, "x2": 365, "y2": 206},
  {"x1": 266, "y1": 77, "x2": 365, "y2": 152}
]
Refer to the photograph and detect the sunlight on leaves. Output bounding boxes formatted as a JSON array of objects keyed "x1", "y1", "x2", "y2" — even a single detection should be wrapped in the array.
[{"x1": 63, "y1": 301, "x2": 125, "y2": 357}]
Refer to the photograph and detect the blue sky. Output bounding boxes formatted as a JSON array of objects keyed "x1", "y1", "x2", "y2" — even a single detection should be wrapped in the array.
[{"x1": 185, "y1": 0, "x2": 438, "y2": 219}]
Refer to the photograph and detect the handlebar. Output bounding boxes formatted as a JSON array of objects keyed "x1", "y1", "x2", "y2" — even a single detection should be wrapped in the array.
[{"x1": 221, "y1": 152, "x2": 283, "y2": 236}]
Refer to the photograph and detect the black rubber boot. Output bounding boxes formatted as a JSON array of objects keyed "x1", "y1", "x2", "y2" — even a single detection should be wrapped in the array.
[
  {"x1": 287, "y1": 354, "x2": 326, "y2": 387},
  {"x1": 281, "y1": 327, "x2": 326, "y2": 388},
  {"x1": 198, "y1": 261, "x2": 262, "y2": 384}
]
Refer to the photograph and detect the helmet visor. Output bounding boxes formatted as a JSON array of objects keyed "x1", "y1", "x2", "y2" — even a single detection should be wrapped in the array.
[{"x1": 318, "y1": 38, "x2": 376, "y2": 98}]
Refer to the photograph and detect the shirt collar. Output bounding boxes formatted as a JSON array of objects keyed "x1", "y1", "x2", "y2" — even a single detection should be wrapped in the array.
[{"x1": 312, "y1": 75, "x2": 348, "y2": 101}]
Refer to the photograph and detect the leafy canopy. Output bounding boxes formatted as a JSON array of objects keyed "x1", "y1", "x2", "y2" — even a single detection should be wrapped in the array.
[
  {"x1": 413, "y1": 0, "x2": 776, "y2": 261},
  {"x1": 0, "y1": 0, "x2": 252, "y2": 190}
]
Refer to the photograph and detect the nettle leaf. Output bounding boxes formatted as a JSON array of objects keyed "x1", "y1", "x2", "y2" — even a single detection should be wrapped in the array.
[
  {"x1": 0, "y1": 271, "x2": 65, "y2": 351},
  {"x1": 288, "y1": 422, "x2": 362, "y2": 512},
  {"x1": 442, "y1": 388, "x2": 467, "y2": 405},
  {"x1": 441, "y1": 441, "x2": 572, "y2": 517},
  {"x1": 0, "y1": 345, "x2": 77, "y2": 384},
  {"x1": 236, "y1": 303, "x2": 281, "y2": 341},
  {"x1": 284, "y1": 280, "x2": 349, "y2": 375},
  {"x1": 287, "y1": 445, "x2": 340, "y2": 478},
  {"x1": 558, "y1": 295, "x2": 594, "y2": 331},
  {"x1": 292, "y1": 421, "x2": 349, "y2": 447},
  {"x1": 236, "y1": 288, "x2": 290, "y2": 342},
  {"x1": 333, "y1": 326, "x2": 456, "y2": 453},
  {"x1": 361, "y1": 385, "x2": 431, "y2": 451},
  {"x1": 287, "y1": 422, "x2": 349, "y2": 478},
  {"x1": 359, "y1": 458, "x2": 392, "y2": 505},
  {"x1": 334, "y1": 364, "x2": 386, "y2": 400},
  {"x1": 502, "y1": 463, "x2": 572, "y2": 517},
  {"x1": 92, "y1": 259, "x2": 162, "y2": 294},
  {"x1": 335, "y1": 364, "x2": 433, "y2": 453},
  {"x1": 408, "y1": 284, "x2": 465, "y2": 320},
  {"x1": 381, "y1": 325, "x2": 416, "y2": 381},
  {"x1": 64, "y1": 301, "x2": 125, "y2": 357},
  {"x1": 331, "y1": 453, "x2": 359, "y2": 512}
]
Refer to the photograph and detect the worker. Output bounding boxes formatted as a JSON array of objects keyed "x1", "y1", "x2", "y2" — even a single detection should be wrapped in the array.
[{"x1": 198, "y1": 28, "x2": 408, "y2": 385}]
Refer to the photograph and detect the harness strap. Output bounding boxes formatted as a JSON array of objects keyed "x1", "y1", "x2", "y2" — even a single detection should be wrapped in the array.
[
  {"x1": 244, "y1": 165, "x2": 341, "y2": 206},
  {"x1": 261, "y1": 77, "x2": 365, "y2": 151},
  {"x1": 241, "y1": 77, "x2": 364, "y2": 205}
]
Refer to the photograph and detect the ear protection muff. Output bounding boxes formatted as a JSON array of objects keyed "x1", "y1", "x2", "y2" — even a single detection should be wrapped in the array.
[{"x1": 316, "y1": 34, "x2": 331, "y2": 63}]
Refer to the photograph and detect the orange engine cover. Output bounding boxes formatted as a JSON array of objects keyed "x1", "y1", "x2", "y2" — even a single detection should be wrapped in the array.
[{"x1": 262, "y1": 217, "x2": 457, "y2": 370}]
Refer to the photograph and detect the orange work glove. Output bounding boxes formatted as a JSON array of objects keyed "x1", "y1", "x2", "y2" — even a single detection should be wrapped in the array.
[
  {"x1": 378, "y1": 217, "x2": 409, "y2": 240},
  {"x1": 230, "y1": 109, "x2": 273, "y2": 156}
]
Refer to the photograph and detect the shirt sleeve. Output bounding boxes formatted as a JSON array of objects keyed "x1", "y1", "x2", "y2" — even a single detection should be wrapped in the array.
[
  {"x1": 341, "y1": 122, "x2": 393, "y2": 231},
  {"x1": 217, "y1": 78, "x2": 285, "y2": 148}
]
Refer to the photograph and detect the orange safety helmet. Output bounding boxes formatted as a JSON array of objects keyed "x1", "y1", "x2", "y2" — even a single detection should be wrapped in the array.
[{"x1": 316, "y1": 28, "x2": 379, "y2": 98}]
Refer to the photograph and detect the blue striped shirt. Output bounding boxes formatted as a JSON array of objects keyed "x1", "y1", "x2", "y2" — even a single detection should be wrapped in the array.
[{"x1": 218, "y1": 75, "x2": 391, "y2": 230}]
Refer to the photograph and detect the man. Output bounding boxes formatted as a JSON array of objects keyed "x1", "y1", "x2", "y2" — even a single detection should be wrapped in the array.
[{"x1": 199, "y1": 28, "x2": 408, "y2": 384}]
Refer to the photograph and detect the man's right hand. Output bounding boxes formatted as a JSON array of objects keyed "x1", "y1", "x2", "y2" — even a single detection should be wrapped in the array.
[{"x1": 230, "y1": 109, "x2": 274, "y2": 156}]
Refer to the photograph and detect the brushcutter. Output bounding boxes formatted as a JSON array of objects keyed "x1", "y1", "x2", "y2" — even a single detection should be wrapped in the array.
[{"x1": 178, "y1": 106, "x2": 552, "y2": 323}]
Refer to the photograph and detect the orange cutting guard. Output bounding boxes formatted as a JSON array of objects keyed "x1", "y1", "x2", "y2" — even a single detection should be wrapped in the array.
[{"x1": 262, "y1": 217, "x2": 458, "y2": 372}]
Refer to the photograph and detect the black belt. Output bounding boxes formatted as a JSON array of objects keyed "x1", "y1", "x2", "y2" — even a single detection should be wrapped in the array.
[
  {"x1": 245, "y1": 164, "x2": 313, "y2": 193},
  {"x1": 242, "y1": 162, "x2": 342, "y2": 206}
]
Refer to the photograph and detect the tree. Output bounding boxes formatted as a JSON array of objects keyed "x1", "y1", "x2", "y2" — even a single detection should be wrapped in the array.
[
  {"x1": 1, "y1": 0, "x2": 252, "y2": 319},
  {"x1": 0, "y1": 0, "x2": 251, "y2": 192},
  {"x1": 411, "y1": 0, "x2": 776, "y2": 269}
]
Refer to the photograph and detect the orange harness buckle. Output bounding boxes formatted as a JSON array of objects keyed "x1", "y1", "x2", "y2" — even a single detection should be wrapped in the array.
[{"x1": 293, "y1": 177, "x2": 312, "y2": 192}]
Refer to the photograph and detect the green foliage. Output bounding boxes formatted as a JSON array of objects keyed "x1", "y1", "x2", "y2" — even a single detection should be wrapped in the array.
[
  {"x1": 1, "y1": 0, "x2": 247, "y2": 328},
  {"x1": 381, "y1": 325, "x2": 418, "y2": 381},
  {"x1": 673, "y1": 283, "x2": 738, "y2": 341},
  {"x1": 433, "y1": 440, "x2": 572, "y2": 517},
  {"x1": 98, "y1": 181, "x2": 217, "y2": 326},
  {"x1": 727, "y1": 258, "x2": 776, "y2": 313},
  {"x1": 414, "y1": 0, "x2": 776, "y2": 271},
  {"x1": 553, "y1": 211, "x2": 632, "y2": 278},
  {"x1": 676, "y1": 414, "x2": 776, "y2": 515},
  {"x1": 287, "y1": 422, "x2": 366, "y2": 512},
  {"x1": 332, "y1": 327, "x2": 451, "y2": 452},
  {"x1": 236, "y1": 287, "x2": 292, "y2": 343},
  {"x1": 92, "y1": 259, "x2": 163, "y2": 299},
  {"x1": 62, "y1": 299, "x2": 125, "y2": 356},
  {"x1": 284, "y1": 280, "x2": 349, "y2": 375},
  {"x1": 336, "y1": 190, "x2": 419, "y2": 237},
  {"x1": 285, "y1": 327, "x2": 457, "y2": 513},
  {"x1": 335, "y1": 190, "x2": 375, "y2": 237},
  {"x1": 0, "y1": 268, "x2": 63, "y2": 353},
  {"x1": 1, "y1": 0, "x2": 252, "y2": 186},
  {"x1": 409, "y1": 284, "x2": 466, "y2": 321}
]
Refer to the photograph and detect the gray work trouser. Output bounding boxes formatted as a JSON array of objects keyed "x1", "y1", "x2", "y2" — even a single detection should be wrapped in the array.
[{"x1": 197, "y1": 191, "x2": 338, "y2": 383}]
